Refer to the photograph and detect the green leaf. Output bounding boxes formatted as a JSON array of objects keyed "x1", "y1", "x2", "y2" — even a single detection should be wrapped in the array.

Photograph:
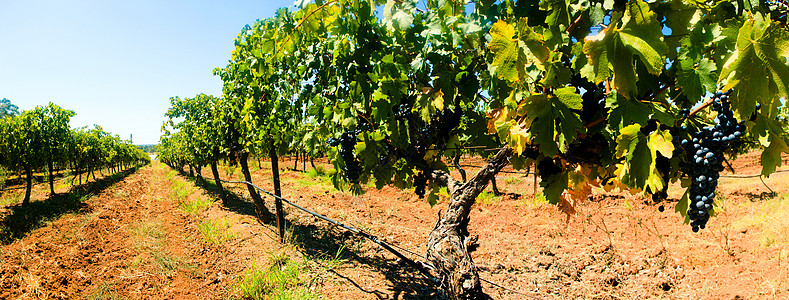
[
  {"x1": 615, "y1": 124, "x2": 641, "y2": 159},
  {"x1": 761, "y1": 135, "x2": 789, "y2": 176},
  {"x1": 518, "y1": 92, "x2": 584, "y2": 156},
  {"x1": 606, "y1": 91, "x2": 650, "y2": 131},
  {"x1": 675, "y1": 185, "x2": 691, "y2": 223},
  {"x1": 720, "y1": 13, "x2": 789, "y2": 120},
  {"x1": 583, "y1": 0, "x2": 667, "y2": 98},
  {"x1": 676, "y1": 57, "x2": 717, "y2": 102},
  {"x1": 488, "y1": 20, "x2": 525, "y2": 82},
  {"x1": 540, "y1": 59, "x2": 572, "y2": 88},
  {"x1": 540, "y1": 0, "x2": 570, "y2": 48},
  {"x1": 554, "y1": 87, "x2": 583, "y2": 110},
  {"x1": 541, "y1": 172, "x2": 569, "y2": 204},
  {"x1": 489, "y1": 20, "x2": 526, "y2": 83}
]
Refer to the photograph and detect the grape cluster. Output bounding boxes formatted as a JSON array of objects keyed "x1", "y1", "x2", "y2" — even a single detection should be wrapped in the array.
[
  {"x1": 680, "y1": 89, "x2": 744, "y2": 232},
  {"x1": 394, "y1": 101, "x2": 461, "y2": 154},
  {"x1": 415, "y1": 109, "x2": 461, "y2": 153},
  {"x1": 327, "y1": 129, "x2": 362, "y2": 184},
  {"x1": 413, "y1": 171, "x2": 427, "y2": 198},
  {"x1": 536, "y1": 158, "x2": 562, "y2": 178}
]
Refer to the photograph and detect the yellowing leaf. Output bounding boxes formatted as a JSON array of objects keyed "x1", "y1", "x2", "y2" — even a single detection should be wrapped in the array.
[
  {"x1": 432, "y1": 90, "x2": 445, "y2": 112},
  {"x1": 647, "y1": 128, "x2": 674, "y2": 159},
  {"x1": 489, "y1": 21, "x2": 526, "y2": 82}
]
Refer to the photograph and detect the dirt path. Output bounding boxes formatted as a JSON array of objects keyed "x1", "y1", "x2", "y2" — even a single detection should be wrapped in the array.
[
  {"x1": 1, "y1": 153, "x2": 788, "y2": 299},
  {"x1": 0, "y1": 163, "x2": 247, "y2": 299}
]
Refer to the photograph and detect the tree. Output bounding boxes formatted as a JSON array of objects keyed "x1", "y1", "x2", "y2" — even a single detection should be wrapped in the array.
[
  {"x1": 0, "y1": 98, "x2": 19, "y2": 118},
  {"x1": 211, "y1": 1, "x2": 789, "y2": 298}
]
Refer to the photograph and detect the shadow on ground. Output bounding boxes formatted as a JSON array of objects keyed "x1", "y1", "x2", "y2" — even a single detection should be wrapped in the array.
[
  {"x1": 0, "y1": 166, "x2": 143, "y2": 244},
  {"x1": 177, "y1": 168, "x2": 444, "y2": 299},
  {"x1": 288, "y1": 221, "x2": 444, "y2": 300}
]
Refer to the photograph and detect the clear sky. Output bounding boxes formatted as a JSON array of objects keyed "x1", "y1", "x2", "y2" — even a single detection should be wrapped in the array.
[{"x1": 1, "y1": 0, "x2": 294, "y2": 145}]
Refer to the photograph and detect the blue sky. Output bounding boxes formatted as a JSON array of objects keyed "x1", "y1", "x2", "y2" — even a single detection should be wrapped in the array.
[{"x1": 1, "y1": 0, "x2": 294, "y2": 144}]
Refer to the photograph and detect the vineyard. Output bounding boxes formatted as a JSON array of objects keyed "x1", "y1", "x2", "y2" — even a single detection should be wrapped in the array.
[{"x1": 3, "y1": 0, "x2": 789, "y2": 299}]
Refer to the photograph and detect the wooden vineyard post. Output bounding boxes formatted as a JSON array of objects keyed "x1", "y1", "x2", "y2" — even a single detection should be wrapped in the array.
[{"x1": 270, "y1": 145, "x2": 285, "y2": 243}]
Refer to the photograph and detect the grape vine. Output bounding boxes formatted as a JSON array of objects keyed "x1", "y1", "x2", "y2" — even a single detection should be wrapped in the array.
[{"x1": 173, "y1": 0, "x2": 789, "y2": 298}]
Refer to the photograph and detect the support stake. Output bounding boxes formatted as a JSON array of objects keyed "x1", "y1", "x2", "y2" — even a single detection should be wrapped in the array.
[{"x1": 270, "y1": 145, "x2": 285, "y2": 243}]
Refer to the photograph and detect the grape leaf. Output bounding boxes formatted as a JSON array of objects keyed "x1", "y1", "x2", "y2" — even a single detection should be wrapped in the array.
[
  {"x1": 540, "y1": 0, "x2": 570, "y2": 48},
  {"x1": 541, "y1": 172, "x2": 569, "y2": 205},
  {"x1": 583, "y1": 0, "x2": 667, "y2": 98},
  {"x1": 752, "y1": 113, "x2": 789, "y2": 176},
  {"x1": 761, "y1": 135, "x2": 789, "y2": 176},
  {"x1": 615, "y1": 124, "x2": 673, "y2": 192},
  {"x1": 517, "y1": 91, "x2": 584, "y2": 156},
  {"x1": 489, "y1": 20, "x2": 528, "y2": 83},
  {"x1": 676, "y1": 57, "x2": 717, "y2": 102},
  {"x1": 720, "y1": 13, "x2": 789, "y2": 120},
  {"x1": 605, "y1": 91, "x2": 651, "y2": 130}
]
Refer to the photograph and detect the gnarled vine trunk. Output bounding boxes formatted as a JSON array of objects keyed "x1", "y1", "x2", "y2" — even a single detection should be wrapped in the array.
[
  {"x1": 426, "y1": 147, "x2": 513, "y2": 300},
  {"x1": 23, "y1": 164, "x2": 33, "y2": 206},
  {"x1": 239, "y1": 151, "x2": 271, "y2": 223},
  {"x1": 48, "y1": 159, "x2": 55, "y2": 195},
  {"x1": 210, "y1": 159, "x2": 226, "y2": 204}
]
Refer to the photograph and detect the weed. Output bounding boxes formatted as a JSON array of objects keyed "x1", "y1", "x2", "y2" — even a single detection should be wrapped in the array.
[
  {"x1": 477, "y1": 191, "x2": 498, "y2": 205},
  {"x1": 113, "y1": 189, "x2": 126, "y2": 199},
  {"x1": 504, "y1": 176, "x2": 521, "y2": 184},
  {"x1": 306, "y1": 166, "x2": 326, "y2": 178},
  {"x1": 519, "y1": 192, "x2": 549, "y2": 208},
  {"x1": 152, "y1": 250, "x2": 181, "y2": 273},
  {"x1": 0, "y1": 166, "x2": 6, "y2": 188},
  {"x1": 292, "y1": 177, "x2": 331, "y2": 193},
  {"x1": 623, "y1": 199, "x2": 633, "y2": 210},
  {"x1": 179, "y1": 196, "x2": 214, "y2": 216},
  {"x1": 225, "y1": 165, "x2": 238, "y2": 178},
  {"x1": 0, "y1": 192, "x2": 21, "y2": 206},
  {"x1": 170, "y1": 180, "x2": 193, "y2": 202},
  {"x1": 53, "y1": 180, "x2": 72, "y2": 191},
  {"x1": 198, "y1": 217, "x2": 236, "y2": 245},
  {"x1": 131, "y1": 218, "x2": 166, "y2": 249},
  {"x1": 732, "y1": 192, "x2": 789, "y2": 248},
  {"x1": 88, "y1": 282, "x2": 121, "y2": 300},
  {"x1": 237, "y1": 254, "x2": 322, "y2": 300},
  {"x1": 130, "y1": 218, "x2": 190, "y2": 274}
]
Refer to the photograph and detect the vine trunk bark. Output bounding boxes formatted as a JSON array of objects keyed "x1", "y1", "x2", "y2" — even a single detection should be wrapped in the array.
[
  {"x1": 48, "y1": 159, "x2": 55, "y2": 195},
  {"x1": 239, "y1": 151, "x2": 271, "y2": 223},
  {"x1": 426, "y1": 147, "x2": 513, "y2": 300},
  {"x1": 23, "y1": 164, "x2": 33, "y2": 206},
  {"x1": 210, "y1": 160, "x2": 226, "y2": 204}
]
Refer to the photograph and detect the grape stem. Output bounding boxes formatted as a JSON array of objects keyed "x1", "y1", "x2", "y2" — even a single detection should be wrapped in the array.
[
  {"x1": 686, "y1": 97, "x2": 716, "y2": 120},
  {"x1": 566, "y1": 14, "x2": 584, "y2": 34},
  {"x1": 722, "y1": 155, "x2": 736, "y2": 174}
]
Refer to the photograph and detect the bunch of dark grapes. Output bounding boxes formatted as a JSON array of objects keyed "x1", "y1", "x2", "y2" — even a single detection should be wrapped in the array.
[
  {"x1": 413, "y1": 109, "x2": 461, "y2": 154},
  {"x1": 680, "y1": 89, "x2": 744, "y2": 232},
  {"x1": 536, "y1": 158, "x2": 562, "y2": 178},
  {"x1": 413, "y1": 171, "x2": 427, "y2": 198},
  {"x1": 327, "y1": 129, "x2": 362, "y2": 184}
]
